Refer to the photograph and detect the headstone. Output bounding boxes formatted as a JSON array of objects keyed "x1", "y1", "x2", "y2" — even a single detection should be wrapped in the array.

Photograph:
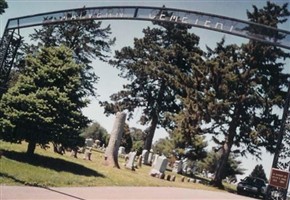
[
  {"x1": 84, "y1": 147, "x2": 92, "y2": 160},
  {"x1": 202, "y1": 170, "x2": 208, "y2": 178},
  {"x1": 182, "y1": 158, "x2": 189, "y2": 174},
  {"x1": 172, "y1": 160, "x2": 182, "y2": 174},
  {"x1": 85, "y1": 138, "x2": 94, "y2": 147},
  {"x1": 79, "y1": 147, "x2": 85, "y2": 153},
  {"x1": 141, "y1": 150, "x2": 149, "y2": 165},
  {"x1": 153, "y1": 156, "x2": 168, "y2": 173},
  {"x1": 118, "y1": 146, "x2": 126, "y2": 155},
  {"x1": 94, "y1": 140, "x2": 101, "y2": 148},
  {"x1": 125, "y1": 151, "x2": 137, "y2": 170},
  {"x1": 147, "y1": 151, "x2": 153, "y2": 165},
  {"x1": 151, "y1": 154, "x2": 159, "y2": 167},
  {"x1": 150, "y1": 155, "x2": 168, "y2": 177},
  {"x1": 186, "y1": 167, "x2": 192, "y2": 174},
  {"x1": 137, "y1": 155, "x2": 142, "y2": 168}
]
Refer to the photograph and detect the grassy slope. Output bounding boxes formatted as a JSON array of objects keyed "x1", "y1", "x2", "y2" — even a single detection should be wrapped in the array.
[{"x1": 0, "y1": 141, "x2": 234, "y2": 193}]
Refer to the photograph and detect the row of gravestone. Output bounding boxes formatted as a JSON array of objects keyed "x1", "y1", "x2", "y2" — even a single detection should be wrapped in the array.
[
  {"x1": 122, "y1": 148, "x2": 197, "y2": 176},
  {"x1": 119, "y1": 147, "x2": 154, "y2": 165},
  {"x1": 124, "y1": 151, "x2": 207, "y2": 185},
  {"x1": 86, "y1": 138, "x2": 198, "y2": 178},
  {"x1": 124, "y1": 151, "x2": 168, "y2": 174},
  {"x1": 124, "y1": 151, "x2": 206, "y2": 182}
]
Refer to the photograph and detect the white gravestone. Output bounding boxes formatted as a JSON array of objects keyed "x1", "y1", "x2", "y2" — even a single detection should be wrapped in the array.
[
  {"x1": 154, "y1": 156, "x2": 168, "y2": 173},
  {"x1": 125, "y1": 151, "x2": 137, "y2": 170},
  {"x1": 150, "y1": 156, "x2": 168, "y2": 177},
  {"x1": 152, "y1": 154, "x2": 159, "y2": 167},
  {"x1": 147, "y1": 152, "x2": 153, "y2": 165},
  {"x1": 118, "y1": 146, "x2": 126, "y2": 155},
  {"x1": 172, "y1": 160, "x2": 183, "y2": 174}
]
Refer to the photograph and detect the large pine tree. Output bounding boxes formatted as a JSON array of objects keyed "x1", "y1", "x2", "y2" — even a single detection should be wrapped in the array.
[
  {"x1": 101, "y1": 21, "x2": 205, "y2": 150},
  {"x1": 205, "y1": 2, "x2": 290, "y2": 187},
  {"x1": 22, "y1": 7, "x2": 115, "y2": 97},
  {"x1": 0, "y1": 46, "x2": 90, "y2": 155},
  {"x1": 250, "y1": 164, "x2": 268, "y2": 182}
]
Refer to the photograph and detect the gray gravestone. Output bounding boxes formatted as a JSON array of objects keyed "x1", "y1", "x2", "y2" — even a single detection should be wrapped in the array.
[
  {"x1": 137, "y1": 155, "x2": 142, "y2": 167},
  {"x1": 182, "y1": 158, "x2": 189, "y2": 174},
  {"x1": 85, "y1": 138, "x2": 94, "y2": 147},
  {"x1": 141, "y1": 149, "x2": 149, "y2": 165},
  {"x1": 125, "y1": 151, "x2": 137, "y2": 170},
  {"x1": 172, "y1": 160, "x2": 183, "y2": 174},
  {"x1": 149, "y1": 156, "x2": 168, "y2": 177},
  {"x1": 147, "y1": 151, "x2": 153, "y2": 165}
]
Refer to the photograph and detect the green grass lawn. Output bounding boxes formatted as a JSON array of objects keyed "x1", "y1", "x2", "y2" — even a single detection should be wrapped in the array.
[{"x1": 0, "y1": 141, "x2": 235, "y2": 193}]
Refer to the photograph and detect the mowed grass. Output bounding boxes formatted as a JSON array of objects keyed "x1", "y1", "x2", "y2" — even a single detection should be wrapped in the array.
[{"x1": 0, "y1": 141, "x2": 231, "y2": 193}]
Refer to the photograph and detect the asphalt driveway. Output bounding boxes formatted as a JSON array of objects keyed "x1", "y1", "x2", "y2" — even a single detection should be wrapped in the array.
[{"x1": 1, "y1": 186, "x2": 257, "y2": 200}]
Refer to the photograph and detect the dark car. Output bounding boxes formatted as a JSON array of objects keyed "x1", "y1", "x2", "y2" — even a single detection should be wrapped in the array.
[{"x1": 237, "y1": 176, "x2": 267, "y2": 198}]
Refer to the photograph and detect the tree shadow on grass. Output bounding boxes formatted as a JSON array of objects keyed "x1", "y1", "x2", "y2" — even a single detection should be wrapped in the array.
[
  {"x1": 1, "y1": 172, "x2": 86, "y2": 199},
  {"x1": 1, "y1": 172, "x2": 34, "y2": 186},
  {"x1": 3, "y1": 150, "x2": 105, "y2": 178}
]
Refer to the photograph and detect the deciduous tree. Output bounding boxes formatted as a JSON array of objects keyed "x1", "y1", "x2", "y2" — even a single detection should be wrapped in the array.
[
  {"x1": 153, "y1": 137, "x2": 174, "y2": 157},
  {"x1": 80, "y1": 121, "x2": 109, "y2": 146},
  {"x1": 120, "y1": 123, "x2": 133, "y2": 153},
  {"x1": 197, "y1": 151, "x2": 245, "y2": 182}
]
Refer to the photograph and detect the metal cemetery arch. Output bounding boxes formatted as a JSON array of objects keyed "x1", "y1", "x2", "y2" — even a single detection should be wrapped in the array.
[
  {"x1": 1, "y1": 5, "x2": 290, "y2": 81},
  {"x1": 4, "y1": 6, "x2": 290, "y2": 49},
  {"x1": 1, "y1": 6, "x2": 290, "y2": 197},
  {"x1": 1, "y1": 6, "x2": 290, "y2": 93}
]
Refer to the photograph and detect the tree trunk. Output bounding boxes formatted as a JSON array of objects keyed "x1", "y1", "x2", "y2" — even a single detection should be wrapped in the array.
[
  {"x1": 212, "y1": 122, "x2": 236, "y2": 188},
  {"x1": 27, "y1": 141, "x2": 36, "y2": 155},
  {"x1": 143, "y1": 81, "x2": 165, "y2": 151},
  {"x1": 212, "y1": 141, "x2": 232, "y2": 188},
  {"x1": 144, "y1": 114, "x2": 158, "y2": 151},
  {"x1": 104, "y1": 112, "x2": 126, "y2": 168}
]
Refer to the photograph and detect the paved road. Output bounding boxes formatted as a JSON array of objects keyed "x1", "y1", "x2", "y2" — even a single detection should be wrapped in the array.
[{"x1": 1, "y1": 186, "x2": 257, "y2": 200}]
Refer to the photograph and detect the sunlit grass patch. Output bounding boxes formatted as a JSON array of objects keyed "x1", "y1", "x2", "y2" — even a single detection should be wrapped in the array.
[{"x1": 0, "y1": 141, "x2": 233, "y2": 193}]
